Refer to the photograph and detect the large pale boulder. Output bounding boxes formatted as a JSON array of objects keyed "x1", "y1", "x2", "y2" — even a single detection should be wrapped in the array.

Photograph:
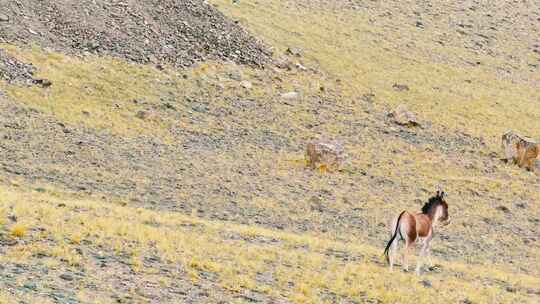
[
  {"x1": 501, "y1": 130, "x2": 539, "y2": 171},
  {"x1": 305, "y1": 140, "x2": 345, "y2": 171},
  {"x1": 390, "y1": 104, "x2": 420, "y2": 127}
]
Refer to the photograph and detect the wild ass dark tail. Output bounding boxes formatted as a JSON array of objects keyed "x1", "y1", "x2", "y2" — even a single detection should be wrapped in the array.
[{"x1": 383, "y1": 211, "x2": 406, "y2": 264}]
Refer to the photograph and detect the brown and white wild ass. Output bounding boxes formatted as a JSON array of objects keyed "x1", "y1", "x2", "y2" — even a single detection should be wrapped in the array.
[{"x1": 383, "y1": 191, "x2": 449, "y2": 275}]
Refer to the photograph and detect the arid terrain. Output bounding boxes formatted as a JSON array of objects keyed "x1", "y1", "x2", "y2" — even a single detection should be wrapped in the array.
[{"x1": 0, "y1": 0, "x2": 539, "y2": 303}]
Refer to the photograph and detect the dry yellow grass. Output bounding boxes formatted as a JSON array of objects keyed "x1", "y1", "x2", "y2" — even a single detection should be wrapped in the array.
[
  {"x1": 0, "y1": 183, "x2": 538, "y2": 303},
  {"x1": 210, "y1": 0, "x2": 540, "y2": 147},
  {"x1": 0, "y1": 43, "x2": 341, "y2": 143},
  {"x1": 1, "y1": 41, "x2": 539, "y2": 301},
  {"x1": 0, "y1": 44, "x2": 172, "y2": 137},
  {"x1": 9, "y1": 223, "x2": 27, "y2": 238},
  {"x1": 0, "y1": 1, "x2": 539, "y2": 303}
]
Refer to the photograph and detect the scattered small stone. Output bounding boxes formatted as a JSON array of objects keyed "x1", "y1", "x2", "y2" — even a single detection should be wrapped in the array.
[
  {"x1": 488, "y1": 151, "x2": 498, "y2": 158},
  {"x1": 274, "y1": 57, "x2": 292, "y2": 70},
  {"x1": 496, "y1": 205, "x2": 511, "y2": 214},
  {"x1": 32, "y1": 78, "x2": 52, "y2": 88},
  {"x1": 286, "y1": 47, "x2": 302, "y2": 57},
  {"x1": 216, "y1": 82, "x2": 225, "y2": 90},
  {"x1": 515, "y1": 202, "x2": 527, "y2": 209},
  {"x1": 60, "y1": 273, "x2": 74, "y2": 281},
  {"x1": 389, "y1": 104, "x2": 420, "y2": 127},
  {"x1": 135, "y1": 110, "x2": 149, "y2": 120},
  {"x1": 505, "y1": 286, "x2": 516, "y2": 293},
  {"x1": 428, "y1": 264, "x2": 443, "y2": 273},
  {"x1": 416, "y1": 21, "x2": 424, "y2": 28},
  {"x1": 526, "y1": 288, "x2": 540, "y2": 295},
  {"x1": 240, "y1": 80, "x2": 252, "y2": 89},
  {"x1": 280, "y1": 92, "x2": 299, "y2": 100},
  {"x1": 86, "y1": 40, "x2": 100, "y2": 50},
  {"x1": 163, "y1": 103, "x2": 176, "y2": 111},
  {"x1": 228, "y1": 71, "x2": 243, "y2": 81},
  {"x1": 361, "y1": 93, "x2": 375, "y2": 103},
  {"x1": 0, "y1": 238, "x2": 18, "y2": 246},
  {"x1": 23, "y1": 282, "x2": 37, "y2": 290},
  {"x1": 51, "y1": 293, "x2": 66, "y2": 301},
  {"x1": 309, "y1": 196, "x2": 325, "y2": 212},
  {"x1": 295, "y1": 63, "x2": 307, "y2": 71},
  {"x1": 420, "y1": 279, "x2": 432, "y2": 288},
  {"x1": 0, "y1": 14, "x2": 9, "y2": 22},
  {"x1": 392, "y1": 83, "x2": 410, "y2": 91},
  {"x1": 239, "y1": 290, "x2": 267, "y2": 303},
  {"x1": 148, "y1": 54, "x2": 158, "y2": 63}
]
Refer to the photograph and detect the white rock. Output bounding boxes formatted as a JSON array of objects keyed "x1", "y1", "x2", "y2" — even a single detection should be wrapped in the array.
[
  {"x1": 281, "y1": 92, "x2": 299, "y2": 100},
  {"x1": 240, "y1": 80, "x2": 252, "y2": 89}
]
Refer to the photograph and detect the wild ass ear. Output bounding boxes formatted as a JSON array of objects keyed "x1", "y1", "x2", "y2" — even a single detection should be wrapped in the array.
[
  {"x1": 440, "y1": 191, "x2": 445, "y2": 198},
  {"x1": 436, "y1": 190, "x2": 440, "y2": 197}
]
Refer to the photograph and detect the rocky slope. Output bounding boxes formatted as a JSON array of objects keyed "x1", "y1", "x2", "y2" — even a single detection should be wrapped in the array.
[
  {"x1": 0, "y1": 0, "x2": 270, "y2": 68},
  {"x1": 0, "y1": 0, "x2": 539, "y2": 303},
  {"x1": 0, "y1": 49, "x2": 35, "y2": 83}
]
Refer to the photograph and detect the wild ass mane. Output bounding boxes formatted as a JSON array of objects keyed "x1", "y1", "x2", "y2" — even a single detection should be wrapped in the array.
[{"x1": 421, "y1": 194, "x2": 443, "y2": 215}]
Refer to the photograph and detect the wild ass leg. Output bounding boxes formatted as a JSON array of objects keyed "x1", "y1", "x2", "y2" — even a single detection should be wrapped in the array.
[
  {"x1": 416, "y1": 233, "x2": 433, "y2": 275},
  {"x1": 426, "y1": 245, "x2": 434, "y2": 268},
  {"x1": 416, "y1": 240, "x2": 427, "y2": 275},
  {"x1": 426, "y1": 237, "x2": 433, "y2": 268},
  {"x1": 389, "y1": 237, "x2": 399, "y2": 271},
  {"x1": 403, "y1": 239, "x2": 414, "y2": 272},
  {"x1": 401, "y1": 216, "x2": 416, "y2": 272},
  {"x1": 426, "y1": 229, "x2": 434, "y2": 268}
]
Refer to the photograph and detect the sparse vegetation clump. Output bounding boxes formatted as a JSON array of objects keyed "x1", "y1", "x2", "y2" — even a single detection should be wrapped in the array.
[{"x1": 9, "y1": 223, "x2": 27, "y2": 238}]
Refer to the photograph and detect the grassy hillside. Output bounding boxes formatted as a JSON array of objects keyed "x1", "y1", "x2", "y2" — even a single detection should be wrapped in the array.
[
  {"x1": 0, "y1": 184, "x2": 538, "y2": 303},
  {"x1": 211, "y1": 0, "x2": 540, "y2": 142},
  {"x1": 0, "y1": 0, "x2": 539, "y2": 303}
]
